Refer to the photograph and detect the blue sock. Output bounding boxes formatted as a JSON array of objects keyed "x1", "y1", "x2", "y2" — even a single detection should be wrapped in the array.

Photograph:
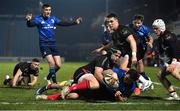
[{"x1": 49, "y1": 68, "x2": 57, "y2": 83}]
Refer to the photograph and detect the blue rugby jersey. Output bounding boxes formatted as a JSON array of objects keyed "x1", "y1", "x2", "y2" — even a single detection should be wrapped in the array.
[
  {"x1": 32, "y1": 15, "x2": 61, "y2": 45},
  {"x1": 127, "y1": 24, "x2": 151, "y2": 49},
  {"x1": 113, "y1": 68, "x2": 136, "y2": 97}
]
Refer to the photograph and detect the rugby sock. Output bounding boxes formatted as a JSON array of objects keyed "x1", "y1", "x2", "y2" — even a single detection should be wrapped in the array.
[
  {"x1": 68, "y1": 80, "x2": 90, "y2": 92},
  {"x1": 139, "y1": 72, "x2": 149, "y2": 80},
  {"x1": 139, "y1": 75, "x2": 148, "y2": 84},
  {"x1": 49, "y1": 68, "x2": 57, "y2": 83},
  {"x1": 47, "y1": 74, "x2": 51, "y2": 80},
  {"x1": 47, "y1": 93, "x2": 61, "y2": 100},
  {"x1": 47, "y1": 66, "x2": 60, "y2": 80},
  {"x1": 47, "y1": 84, "x2": 52, "y2": 89}
]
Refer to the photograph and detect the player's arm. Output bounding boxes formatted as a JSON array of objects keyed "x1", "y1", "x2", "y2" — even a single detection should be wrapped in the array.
[
  {"x1": 146, "y1": 34, "x2": 154, "y2": 48},
  {"x1": 57, "y1": 17, "x2": 82, "y2": 26},
  {"x1": 120, "y1": 55, "x2": 130, "y2": 71},
  {"x1": 28, "y1": 75, "x2": 38, "y2": 86},
  {"x1": 126, "y1": 34, "x2": 137, "y2": 64},
  {"x1": 94, "y1": 66, "x2": 104, "y2": 83},
  {"x1": 12, "y1": 69, "x2": 22, "y2": 87},
  {"x1": 25, "y1": 13, "x2": 36, "y2": 27},
  {"x1": 92, "y1": 42, "x2": 113, "y2": 54}
]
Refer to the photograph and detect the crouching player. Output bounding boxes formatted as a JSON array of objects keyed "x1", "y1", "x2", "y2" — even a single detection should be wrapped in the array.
[{"x1": 3, "y1": 58, "x2": 40, "y2": 87}]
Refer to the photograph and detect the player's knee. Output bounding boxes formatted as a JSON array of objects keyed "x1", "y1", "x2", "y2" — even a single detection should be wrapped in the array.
[
  {"x1": 48, "y1": 61, "x2": 56, "y2": 67},
  {"x1": 89, "y1": 80, "x2": 100, "y2": 90},
  {"x1": 66, "y1": 93, "x2": 79, "y2": 100}
]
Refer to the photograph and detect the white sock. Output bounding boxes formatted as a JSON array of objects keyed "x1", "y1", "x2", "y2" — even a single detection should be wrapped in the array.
[{"x1": 139, "y1": 75, "x2": 148, "y2": 84}]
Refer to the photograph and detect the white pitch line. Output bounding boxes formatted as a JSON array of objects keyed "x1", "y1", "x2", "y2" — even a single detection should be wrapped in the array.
[
  {"x1": 0, "y1": 101, "x2": 179, "y2": 105},
  {"x1": 152, "y1": 81, "x2": 180, "y2": 89}
]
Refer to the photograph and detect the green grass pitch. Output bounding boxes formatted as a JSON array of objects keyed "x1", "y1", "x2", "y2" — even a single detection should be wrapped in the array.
[{"x1": 0, "y1": 62, "x2": 180, "y2": 110}]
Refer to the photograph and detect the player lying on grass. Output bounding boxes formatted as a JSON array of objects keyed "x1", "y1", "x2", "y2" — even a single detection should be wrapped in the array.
[
  {"x1": 36, "y1": 68, "x2": 139, "y2": 102},
  {"x1": 36, "y1": 48, "x2": 121, "y2": 94},
  {"x1": 35, "y1": 48, "x2": 139, "y2": 101},
  {"x1": 3, "y1": 58, "x2": 40, "y2": 87}
]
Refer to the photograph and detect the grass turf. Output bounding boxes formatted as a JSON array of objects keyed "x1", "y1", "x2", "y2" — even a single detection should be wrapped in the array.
[{"x1": 0, "y1": 62, "x2": 180, "y2": 110}]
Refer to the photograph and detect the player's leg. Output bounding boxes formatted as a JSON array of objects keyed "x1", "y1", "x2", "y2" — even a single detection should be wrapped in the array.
[
  {"x1": 136, "y1": 55, "x2": 153, "y2": 91},
  {"x1": 61, "y1": 73, "x2": 99, "y2": 99},
  {"x1": 46, "y1": 45, "x2": 61, "y2": 83},
  {"x1": 53, "y1": 55, "x2": 61, "y2": 74},
  {"x1": 36, "y1": 83, "x2": 62, "y2": 95},
  {"x1": 157, "y1": 69, "x2": 180, "y2": 100},
  {"x1": 169, "y1": 64, "x2": 180, "y2": 80},
  {"x1": 45, "y1": 55, "x2": 56, "y2": 83},
  {"x1": 36, "y1": 92, "x2": 79, "y2": 100}
]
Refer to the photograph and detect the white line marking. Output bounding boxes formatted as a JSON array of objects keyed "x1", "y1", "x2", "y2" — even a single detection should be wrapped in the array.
[{"x1": 0, "y1": 101, "x2": 179, "y2": 105}]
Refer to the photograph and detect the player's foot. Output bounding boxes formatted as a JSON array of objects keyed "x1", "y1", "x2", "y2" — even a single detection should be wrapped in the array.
[
  {"x1": 6, "y1": 75, "x2": 10, "y2": 79},
  {"x1": 134, "y1": 87, "x2": 141, "y2": 96},
  {"x1": 36, "y1": 86, "x2": 47, "y2": 95},
  {"x1": 148, "y1": 77, "x2": 154, "y2": 90},
  {"x1": 141, "y1": 80, "x2": 153, "y2": 91},
  {"x1": 36, "y1": 95, "x2": 47, "y2": 100},
  {"x1": 3, "y1": 75, "x2": 11, "y2": 85},
  {"x1": 165, "y1": 92, "x2": 180, "y2": 100},
  {"x1": 61, "y1": 86, "x2": 70, "y2": 99}
]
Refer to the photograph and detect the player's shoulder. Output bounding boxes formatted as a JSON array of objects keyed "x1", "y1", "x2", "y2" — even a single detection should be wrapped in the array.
[{"x1": 140, "y1": 24, "x2": 150, "y2": 32}]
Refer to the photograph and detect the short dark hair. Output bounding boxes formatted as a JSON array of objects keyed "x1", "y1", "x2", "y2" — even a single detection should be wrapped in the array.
[
  {"x1": 106, "y1": 13, "x2": 119, "y2": 19},
  {"x1": 126, "y1": 69, "x2": 139, "y2": 81},
  {"x1": 133, "y1": 14, "x2": 144, "y2": 21},
  {"x1": 32, "y1": 58, "x2": 40, "y2": 63},
  {"x1": 42, "y1": 3, "x2": 51, "y2": 9}
]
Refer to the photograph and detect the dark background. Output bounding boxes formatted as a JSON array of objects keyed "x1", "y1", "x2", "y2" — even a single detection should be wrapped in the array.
[{"x1": 0, "y1": 0, "x2": 180, "y2": 61}]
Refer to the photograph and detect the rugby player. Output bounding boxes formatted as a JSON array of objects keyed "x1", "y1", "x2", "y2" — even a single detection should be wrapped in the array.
[
  {"x1": 152, "y1": 19, "x2": 180, "y2": 100},
  {"x1": 127, "y1": 14, "x2": 154, "y2": 91},
  {"x1": 3, "y1": 58, "x2": 40, "y2": 87},
  {"x1": 26, "y1": 3, "x2": 82, "y2": 84}
]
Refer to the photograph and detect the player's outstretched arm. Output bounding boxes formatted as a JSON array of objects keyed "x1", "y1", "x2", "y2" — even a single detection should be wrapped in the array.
[
  {"x1": 25, "y1": 13, "x2": 36, "y2": 27},
  {"x1": 57, "y1": 17, "x2": 82, "y2": 26}
]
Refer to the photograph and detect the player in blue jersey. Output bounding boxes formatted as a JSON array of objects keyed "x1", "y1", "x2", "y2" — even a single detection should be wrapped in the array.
[
  {"x1": 127, "y1": 14, "x2": 154, "y2": 91},
  {"x1": 25, "y1": 4, "x2": 82, "y2": 84}
]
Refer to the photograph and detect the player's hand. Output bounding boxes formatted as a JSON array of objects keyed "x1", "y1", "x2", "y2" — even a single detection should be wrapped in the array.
[
  {"x1": 76, "y1": 17, "x2": 82, "y2": 24},
  {"x1": 131, "y1": 56, "x2": 137, "y2": 64},
  {"x1": 146, "y1": 42, "x2": 153, "y2": 48},
  {"x1": 115, "y1": 91, "x2": 127, "y2": 102},
  {"x1": 26, "y1": 13, "x2": 32, "y2": 21},
  {"x1": 166, "y1": 64, "x2": 176, "y2": 73}
]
